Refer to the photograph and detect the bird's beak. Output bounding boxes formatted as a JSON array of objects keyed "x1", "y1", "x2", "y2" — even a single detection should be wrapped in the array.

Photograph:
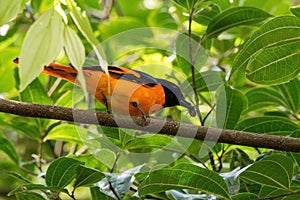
[{"x1": 180, "y1": 100, "x2": 196, "y2": 117}]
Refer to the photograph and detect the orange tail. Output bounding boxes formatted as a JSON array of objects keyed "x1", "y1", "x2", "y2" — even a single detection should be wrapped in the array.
[{"x1": 14, "y1": 58, "x2": 78, "y2": 84}]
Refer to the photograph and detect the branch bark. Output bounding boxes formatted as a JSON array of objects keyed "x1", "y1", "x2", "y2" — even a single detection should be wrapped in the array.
[{"x1": 1, "y1": 98, "x2": 300, "y2": 152}]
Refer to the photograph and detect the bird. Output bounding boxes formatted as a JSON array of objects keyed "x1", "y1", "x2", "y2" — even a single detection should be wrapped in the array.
[{"x1": 14, "y1": 58, "x2": 196, "y2": 119}]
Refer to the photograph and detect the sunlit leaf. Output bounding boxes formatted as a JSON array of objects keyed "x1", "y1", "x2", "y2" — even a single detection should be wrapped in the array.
[
  {"x1": 44, "y1": 124, "x2": 84, "y2": 144},
  {"x1": 206, "y1": 6, "x2": 272, "y2": 38},
  {"x1": 0, "y1": 0, "x2": 23, "y2": 26},
  {"x1": 63, "y1": 26, "x2": 85, "y2": 69},
  {"x1": 124, "y1": 134, "x2": 186, "y2": 153},
  {"x1": 19, "y1": 8, "x2": 64, "y2": 91}
]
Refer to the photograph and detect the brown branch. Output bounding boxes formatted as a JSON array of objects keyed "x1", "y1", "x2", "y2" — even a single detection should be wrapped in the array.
[{"x1": 1, "y1": 98, "x2": 300, "y2": 152}]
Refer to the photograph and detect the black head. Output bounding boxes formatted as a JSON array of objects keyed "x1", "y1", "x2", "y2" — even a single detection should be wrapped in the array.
[{"x1": 156, "y1": 79, "x2": 196, "y2": 117}]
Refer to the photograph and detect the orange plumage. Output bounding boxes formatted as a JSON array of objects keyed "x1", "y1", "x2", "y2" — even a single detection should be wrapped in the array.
[{"x1": 14, "y1": 58, "x2": 196, "y2": 118}]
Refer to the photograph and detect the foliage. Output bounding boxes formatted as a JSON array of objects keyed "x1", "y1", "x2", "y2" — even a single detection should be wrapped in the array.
[{"x1": 0, "y1": 0, "x2": 300, "y2": 199}]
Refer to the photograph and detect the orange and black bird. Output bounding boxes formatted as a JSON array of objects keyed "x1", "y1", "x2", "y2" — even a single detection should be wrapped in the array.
[{"x1": 14, "y1": 58, "x2": 196, "y2": 118}]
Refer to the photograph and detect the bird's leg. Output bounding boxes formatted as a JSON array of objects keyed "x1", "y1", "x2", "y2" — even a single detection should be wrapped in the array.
[
  {"x1": 131, "y1": 102, "x2": 147, "y2": 119},
  {"x1": 102, "y1": 93, "x2": 110, "y2": 114}
]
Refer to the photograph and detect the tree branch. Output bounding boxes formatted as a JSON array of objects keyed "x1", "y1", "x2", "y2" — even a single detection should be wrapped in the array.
[{"x1": 1, "y1": 98, "x2": 300, "y2": 152}]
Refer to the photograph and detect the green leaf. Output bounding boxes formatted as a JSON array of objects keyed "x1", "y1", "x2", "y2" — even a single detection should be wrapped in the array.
[
  {"x1": 231, "y1": 193, "x2": 258, "y2": 200},
  {"x1": 246, "y1": 40, "x2": 300, "y2": 85},
  {"x1": 194, "y1": 4, "x2": 221, "y2": 26},
  {"x1": 8, "y1": 172, "x2": 31, "y2": 184},
  {"x1": 8, "y1": 184, "x2": 64, "y2": 196},
  {"x1": 63, "y1": 26, "x2": 85, "y2": 68},
  {"x1": 65, "y1": 0, "x2": 98, "y2": 45},
  {"x1": 0, "y1": 48, "x2": 19, "y2": 93},
  {"x1": 15, "y1": 192, "x2": 46, "y2": 200},
  {"x1": 0, "y1": 0, "x2": 23, "y2": 26},
  {"x1": 0, "y1": 135, "x2": 19, "y2": 163},
  {"x1": 124, "y1": 134, "x2": 186, "y2": 153},
  {"x1": 74, "y1": 165, "x2": 105, "y2": 188},
  {"x1": 90, "y1": 187, "x2": 115, "y2": 200},
  {"x1": 19, "y1": 8, "x2": 64, "y2": 91},
  {"x1": 236, "y1": 116, "x2": 299, "y2": 136},
  {"x1": 276, "y1": 78, "x2": 300, "y2": 113},
  {"x1": 246, "y1": 87, "x2": 286, "y2": 112},
  {"x1": 171, "y1": 0, "x2": 199, "y2": 11},
  {"x1": 216, "y1": 85, "x2": 247, "y2": 129},
  {"x1": 259, "y1": 185, "x2": 288, "y2": 198},
  {"x1": 148, "y1": 8, "x2": 177, "y2": 29},
  {"x1": 44, "y1": 124, "x2": 84, "y2": 144},
  {"x1": 139, "y1": 163, "x2": 231, "y2": 199},
  {"x1": 231, "y1": 15, "x2": 300, "y2": 81},
  {"x1": 290, "y1": 5, "x2": 300, "y2": 18},
  {"x1": 2, "y1": 117, "x2": 42, "y2": 139},
  {"x1": 240, "y1": 154, "x2": 293, "y2": 190},
  {"x1": 45, "y1": 157, "x2": 81, "y2": 188},
  {"x1": 206, "y1": 6, "x2": 272, "y2": 38},
  {"x1": 20, "y1": 78, "x2": 52, "y2": 105},
  {"x1": 184, "y1": 71, "x2": 225, "y2": 92}
]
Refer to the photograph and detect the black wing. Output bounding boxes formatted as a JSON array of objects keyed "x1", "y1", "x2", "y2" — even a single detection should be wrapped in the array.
[{"x1": 83, "y1": 66, "x2": 158, "y2": 87}]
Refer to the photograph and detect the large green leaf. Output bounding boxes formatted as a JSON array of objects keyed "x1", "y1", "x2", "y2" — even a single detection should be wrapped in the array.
[
  {"x1": 259, "y1": 185, "x2": 289, "y2": 198},
  {"x1": 236, "y1": 116, "x2": 299, "y2": 136},
  {"x1": 206, "y1": 6, "x2": 272, "y2": 38},
  {"x1": 20, "y1": 78, "x2": 52, "y2": 105},
  {"x1": 139, "y1": 163, "x2": 231, "y2": 199},
  {"x1": 45, "y1": 157, "x2": 81, "y2": 188},
  {"x1": 216, "y1": 85, "x2": 247, "y2": 129},
  {"x1": 74, "y1": 165, "x2": 105, "y2": 188},
  {"x1": 246, "y1": 40, "x2": 300, "y2": 85},
  {"x1": 44, "y1": 124, "x2": 84, "y2": 144},
  {"x1": 240, "y1": 154, "x2": 293, "y2": 190},
  {"x1": 231, "y1": 15, "x2": 300, "y2": 81},
  {"x1": 246, "y1": 87, "x2": 285, "y2": 112},
  {"x1": 124, "y1": 134, "x2": 186, "y2": 153},
  {"x1": 0, "y1": 135, "x2": 19, "y2": 163},
  {"x1": 276, "y1": 78, "x2": 300, "y2": 113},
  {"x1": 0, "y1": 0, "x2": 23, "y2": 26},
  {"x1": 19, "y1": 8, "x2": 64, "y2": 91},
  {"x1": 63, "y1": 26, "x2": 85, "y2": 68}
]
